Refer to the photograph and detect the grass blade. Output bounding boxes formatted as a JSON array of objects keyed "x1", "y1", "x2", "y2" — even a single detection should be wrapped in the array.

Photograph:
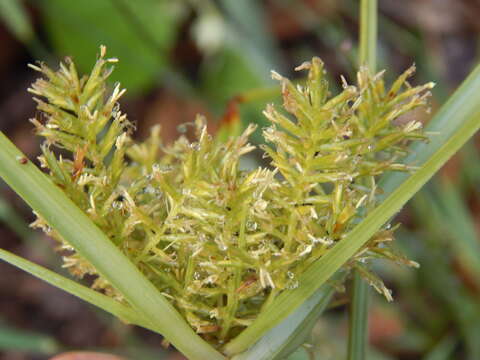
[
  {"x1": 435, "y1": 180, "x2": 480, "y2": 285},
  {"x1": 231, "y1": 277, "x2": 341, "y2": 360},
  {"x1": 226, "y1": 37, "x2": 480, "y2": 359},
  {"x1": 347, "y1": 272, "x2": 369, "y2": 360},
  {"x1": 348, "y1": 1, "x2": 377, "y2": 359},
  {"x1": 359, "y1": 0, "x2": 377, "y2": 70},
  {"x1": 221, "y1": 0, "x2": 283, "y2": 79},
  {"x1": 0, "y1": 195, "x2": 31, "y2": 239},
  {"x1": 0, "y1": 132, "x2": 225, "y2": 360},
  {"x1": 0, "y1": 248, "x2": 155, "y2": 331},
  {"x1": 422, "y1": 336, "x2": 457, "y2": 360},
  {"x1": 224, "y1": 108, "x2": 480, "y2": 356},
  {"x1": 410, "y1": 193, "x2": 480, "y2": 359},
  {"x1": 0, "y1": 325, "x2": 59, "y2": 355},
  {"x1": 0, "y1": 0, "x2": 33, "y2": 43}
]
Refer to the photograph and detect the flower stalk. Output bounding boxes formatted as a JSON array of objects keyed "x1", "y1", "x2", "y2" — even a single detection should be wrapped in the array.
[{"x1": 348, "y1": 1, "x2": 377, "y2": 359}]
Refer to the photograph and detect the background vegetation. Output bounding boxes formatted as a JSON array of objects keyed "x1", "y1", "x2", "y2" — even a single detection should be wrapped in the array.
[{"x1": 0, "y1": 0, "x2": 479, "y2": 359}]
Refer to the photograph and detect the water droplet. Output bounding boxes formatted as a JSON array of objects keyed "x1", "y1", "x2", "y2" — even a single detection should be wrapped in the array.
[
  {"x1": 209, "y1": 309, "x2": 218, "y2": 319},
  {"x1": 112, "y1": 102, "x2": 120, "y2": 117},
  {"x1": 177, "y1": 123, "x2": 188, "y2": 133},
  {"x1": 190, "y1": 142, "x2": 201, "y2": 151},
  {"x1": 254, "y1": 199, "x2": 268, "y2": 211},
  {"x1": 152, "y1": 163, "x2": 173, "y2": 173},
  {"x1": 264, "y1": 126, "x2": 275, "y2": 135},
  {"x1": 246, "y1": 221, "x2": 258, "y2": 231},
  {"x1": 161, "y1": 165, "x2": 173, "y2": 173},
  {"x1": 112, "y1": 201, "x2": 123, "y2": 210},
  {"x1": 144, "y1": 185, "x2": 156, "y2": 194},
  {"x1": 385, "y1": 223, "x2": 392, "y2": 230},
  {"x1": 286, "y1": 280, "x2": 299, "y2": 289}
]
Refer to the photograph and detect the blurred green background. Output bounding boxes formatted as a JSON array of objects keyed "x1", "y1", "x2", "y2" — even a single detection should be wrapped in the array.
[{"x1": 0, "y1": 0, "x2": 479, "y2": 359}]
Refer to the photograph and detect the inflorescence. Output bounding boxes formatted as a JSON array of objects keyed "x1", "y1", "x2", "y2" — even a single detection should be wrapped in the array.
[{"x1": 28, "y1": 46, "x2": 433, "y2": 345}]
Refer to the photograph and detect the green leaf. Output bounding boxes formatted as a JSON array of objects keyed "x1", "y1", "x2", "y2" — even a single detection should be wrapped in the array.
[
  {"x1": 39, "y1": 0, "x2": 180, "y2": 93},
  {"x1": 0, "y1": 0, "x2": 33, "y2": 43},
  {"x1": 221, "y1": 0, "x2": 283, "y2": 79},
  {"x1": 422, "y1": 336, "x2": 457, "y2": 360},
  {"x1": 435, "y1": 181, "x2": 480, "y2": 284},
  {"x1": 358, "y1": 0, "x2": 377, "y2": 71},
  {"x1": 0, "y1": 324, "x2": 59, "y2": 354},
  {"x1": 0, "y1": 248, "x2": 154, "y2": 331},
  {"x1": 231, "y1": 279, "x2": 338, "y2": 360},
  {"x1": 201, "y1": 48, "x2": 268, "y2": 141},
  {"x1": 0, "y1": 132, "x2": 225, "y2": 360},
  {"x1": 0, "y1": 196, "x2": 31, "y2": 239},
  {"x1": 348, "y1": 1, "x2": 377, "y2": 359},
  {"x1": 224, "y1": 104, "x2": 480, "y2": 357},
  {"x1": 202, "y1": 48, "x2": 263, "y2": 105},
  {"x1": 347, "y1": 272, "x2": 369, "y2": 360}
]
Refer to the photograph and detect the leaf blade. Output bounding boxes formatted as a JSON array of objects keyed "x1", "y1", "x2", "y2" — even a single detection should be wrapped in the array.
[
  {"x1": 0, "y1": 132, "x2": 225, "y2": 360},
  {"x1": 224, "y1": 109, "x2": 480, "y2": 356},
  {"x1": 0, "y1": 248, "x2": 153, "y2": 331}
]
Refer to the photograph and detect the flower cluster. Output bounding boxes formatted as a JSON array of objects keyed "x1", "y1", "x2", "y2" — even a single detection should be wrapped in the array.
[{"x1": 28, "y1": 47, "x2": 433, "y2": 345}]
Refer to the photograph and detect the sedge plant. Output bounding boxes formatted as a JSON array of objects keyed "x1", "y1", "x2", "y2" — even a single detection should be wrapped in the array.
[{"x1": 0, "y1": 2, "x2": 480, "y2": 359}]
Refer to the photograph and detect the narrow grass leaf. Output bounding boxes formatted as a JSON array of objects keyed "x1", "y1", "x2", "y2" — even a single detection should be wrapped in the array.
[
  {"x1": 349, "y1": 1, "x2": 376, "y2": 359},
  {"x1": 0, "y1": 325, "x2": 59, "y2": 355},
  {"x1": 0, "y1": 132, "x2": 225, "y2": 360},
  {"x1": 224, "y1": 110, "x2": 480, "y2": 356},
  {"x1": 0, "y1": 248, "x2": 154, "y2": 331},
  {"x1": 422, "y1": 336, "x2": 457, "y2": 360},
  {"x1": 231, "y1": 280, "x2": 338, "y2": 360},
  {"x1": 0, "y1": 0, "x2": 33, "y2": 43},
  {"x1": 347, "y1": 272, "x2": 369, "y2": 360},
  {"x1": 436, "y1": 181, "x2": 480, "y2": 285}
]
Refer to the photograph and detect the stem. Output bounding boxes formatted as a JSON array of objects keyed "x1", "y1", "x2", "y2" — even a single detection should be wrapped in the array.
[
  {"x1": 348, "y1": 1, "x2": 376, "y2": 359},
  {"x1": 348, "y1": 272, "x2": 369, "y2": 360},
  {"x1": 359, "y1": 0, "x2": 377, "y2": 70}
]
